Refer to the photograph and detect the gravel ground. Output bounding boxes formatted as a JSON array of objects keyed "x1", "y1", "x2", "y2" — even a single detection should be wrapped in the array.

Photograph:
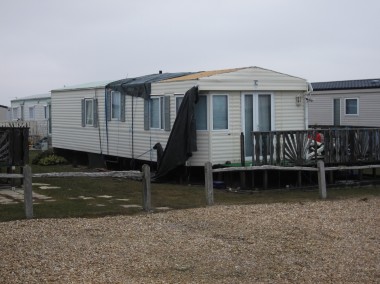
[{"x1": 1, "y1": 197, "x2": 379, "y2": 283}]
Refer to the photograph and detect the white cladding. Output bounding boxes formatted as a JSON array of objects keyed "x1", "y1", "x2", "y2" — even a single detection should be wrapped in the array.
[
  {"x1": 52, "y1": 67, "x2": 309, "y2": 166},
  {"x1": 309, "y1": 88, "x2": 380, "y2": 127}
]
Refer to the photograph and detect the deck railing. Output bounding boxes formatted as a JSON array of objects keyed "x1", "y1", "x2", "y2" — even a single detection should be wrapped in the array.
[{"x1": 250, "y1": 128, "x2": 380, "y2": 166}]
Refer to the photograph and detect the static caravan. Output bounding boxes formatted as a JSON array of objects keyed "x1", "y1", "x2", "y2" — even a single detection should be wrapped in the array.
[
  {"x1": 10, "y1": 94, "x2": 51, "y2": 144},
  {"x1": 52, "y1": 67, "x2": 311, "y2": 178},
  {"x1": 309, "y1": 79, "x2": 380, "y2": 127},
  {"x1": 51, "y1": 80, "x2": 114, "y2": 164},
  {"x1": 0, "y1": 105, "x2": 9, "y2": 122}
]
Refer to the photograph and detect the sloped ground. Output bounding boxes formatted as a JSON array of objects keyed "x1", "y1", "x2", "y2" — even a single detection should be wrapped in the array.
[{"x1": 0, "y1": 197, "x2": 379, "y2": 283}]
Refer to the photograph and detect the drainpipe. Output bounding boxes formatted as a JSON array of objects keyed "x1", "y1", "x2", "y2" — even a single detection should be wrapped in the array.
[{"x1": 304, "y1": 82, "x2": 313, "y2": 129}]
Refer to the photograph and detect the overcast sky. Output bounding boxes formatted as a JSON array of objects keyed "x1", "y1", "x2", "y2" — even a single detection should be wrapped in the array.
[{"x1": 1, "y1": 0, "x2": 379, "y2": 106}]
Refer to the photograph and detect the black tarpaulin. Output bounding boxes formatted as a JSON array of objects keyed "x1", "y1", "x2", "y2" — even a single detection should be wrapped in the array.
[
  {"x1": 105, "y1": 72, "x2": 191, "y2": 99},
  {"x1": 103, "y1": 72, "x2": 192, "y2": 158},
  {"x1": 153, "y1": 86, "x2": 198, "y2": 180}
]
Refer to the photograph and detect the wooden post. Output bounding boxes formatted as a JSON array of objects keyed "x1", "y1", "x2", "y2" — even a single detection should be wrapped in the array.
[
  {"x1": 251, "y1": 171, "x2": 255, "y2": 189},
  {"x1": 240, "y1": 132, "x2": 246, "y2": 190},
  {"x1": 317, "y1": 160, "x2": 327, "y2": 199},
  {"x1": 142, "y1": 164, "x2": 151, "y2": 212},
  {"x1": 240, "y1": 132, "x2": 245, "y2": 167},
  {"x1": 263, "y1": 170, "x2": 268, "y2": 190},
  {"x1": 328, "y1": 171, "x2": 334, "y2": 184},
  {"x1": 297, "y1": 170, "x2": 302, "y2": 187},
  {"x1": 23, "y1": 165, "x2": 33, "y2": 219},
  {"x1": 204, "y1": 162, "x2": 214, "y2": 206}
]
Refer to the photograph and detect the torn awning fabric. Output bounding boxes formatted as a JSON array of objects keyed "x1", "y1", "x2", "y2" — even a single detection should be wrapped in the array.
[
  {"x1": 103, "y1": 72, "x2": 192, "y2": 156},
  {"x1": 105, "y1": 72, "x2": 191, "y2": 99},
  {"x1": 153, "y1": 86, "x2": 198, "y2": 180}
]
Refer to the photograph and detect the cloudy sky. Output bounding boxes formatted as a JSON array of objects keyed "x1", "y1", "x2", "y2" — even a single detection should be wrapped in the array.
[{"x1": 1, "y1": 0, "x2": 379, "y2": 106}]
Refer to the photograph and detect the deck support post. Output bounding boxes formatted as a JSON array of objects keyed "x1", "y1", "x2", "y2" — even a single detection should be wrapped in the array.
[
  {"x1": 23, "y1": 165, "x2": 33, "y2": 219},
  {"x1": 297, "y1": 171, "x2": 302, "y2": 187},
  {"x1": 263, "y1": 170, "x2": 268, "y2": 190},
  {"x1": 142, "y1": 164, "x2": 151, "y2": 212},
  {"x1": 204, "y1": 162, "x2": 214, "y2": 206},
  {"x1": 240, "y1": 172, "x2": 246, "y2": 190},
  {"x1": 251, "y1": 171, "x2": 255, "y2": 189},
  {"x1": 317, "y1": 160, "x2": 327, "y2": 199},
  {"x1": 328, "y1": 171, "x2": 334, "y2": 184}
]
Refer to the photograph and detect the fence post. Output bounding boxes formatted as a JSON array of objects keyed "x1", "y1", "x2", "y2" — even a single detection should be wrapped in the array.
[
  {"x1": 204, "y1": 162, "x2": 214, "y2": 206},
  {"x1": 317, "y1": 160, "x2": 327, "y2": 199},
  {"x1": 23, "y1": 165, "x2": 33, "y2": 219},
  {"x1": 142, "y1": 164, "x2": 151, "y2": 212}
]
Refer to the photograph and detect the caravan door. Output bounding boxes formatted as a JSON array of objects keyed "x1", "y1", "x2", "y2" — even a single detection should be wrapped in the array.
[{"x1": 243, "y1": 93, "x2": 274, "y2": 159}]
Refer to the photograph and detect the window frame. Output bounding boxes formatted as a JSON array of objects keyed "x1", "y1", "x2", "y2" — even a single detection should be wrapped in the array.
[
  {"x1": 344, "y1": 98, "x2": 359, "y2": 116},
  {"x1": 212, "y1": 94, "x2": 229, "y2": 131},
  {"x1": 47, "y1": 104, "x2": 52, "y2": 134},
  {"x1": 12, "y1": 107, "x2": 19, "y2": 120},
  {"x1": 85, "y1": 99, "x2": 94, "y2": 126},
  {"x1": 111, "y1": 91, "x2": 121, "y2": 120},
  {"x1": 44, "y1": 105, "x2": 48, "y2": 119},
  {"x1": 29, "y1": 105, "x2": 35, "y2": 120},
  {"x1": 175, "y1": 95, "x2": 184, "y2": 114},
  {"x1": 150, "y1": 97, "x2": 163, "y2": 129},
  {"x1": 81, "y1": 98, "x2": 98, "y2": 128},
  {"x1": 194, "y1": 95, "x2": 208, "y2": 131}
]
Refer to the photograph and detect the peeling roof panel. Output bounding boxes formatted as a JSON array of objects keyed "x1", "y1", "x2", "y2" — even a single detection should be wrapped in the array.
[{"x1": 161, "y1": 68, "x2": 245, "y2": 82}]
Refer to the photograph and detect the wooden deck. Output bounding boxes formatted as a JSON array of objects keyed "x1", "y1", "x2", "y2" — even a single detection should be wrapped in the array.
[{"x1": 249, "y1": 128, "x2": 380, "y2": 167}]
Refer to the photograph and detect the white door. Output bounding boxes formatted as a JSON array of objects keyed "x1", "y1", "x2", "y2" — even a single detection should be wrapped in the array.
[{"x1": 243, "y1": 93, "x2": 274, "y2": 158}]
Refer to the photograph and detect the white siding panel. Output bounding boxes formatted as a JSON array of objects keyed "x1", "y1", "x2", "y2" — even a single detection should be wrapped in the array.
[
  {"x1": 211, "y1": 132, "x2": 241, "y2": 164},
  {"x1": 275, "y1": 91, "x2": 306, "y2": 130},
  {"x1": 199, "y1": 67, "x2": 308, "y2": 92},
  {"x1": 188, "y1": 132, "x2": 209, "y2": 166},
  {"x1": 308, "y1": 94, "x2": 335, "y2": 126},
  {"x1": 52, "y1": 88, "x2": 104, "y2": 154}
]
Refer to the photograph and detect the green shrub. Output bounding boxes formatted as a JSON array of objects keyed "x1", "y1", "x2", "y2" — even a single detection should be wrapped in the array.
[
  {"x1": 38, "y1": 154, "x2": 67, "y2": 166},
  {"x1": 32, "y1": 150, "x2": 68, "y2": 166},
  {"x1": 32, "y1": 150, "x2": 54, "y2": 165}
]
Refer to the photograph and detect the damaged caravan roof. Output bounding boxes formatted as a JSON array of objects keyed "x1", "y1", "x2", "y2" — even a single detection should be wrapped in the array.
[{"x1": 105, "y1": 72, "x2": 192, "y2": 99}]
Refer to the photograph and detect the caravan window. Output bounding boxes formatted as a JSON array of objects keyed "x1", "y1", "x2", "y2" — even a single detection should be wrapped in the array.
[
  {"x1": 29, "y1": 106, "x2": 35, "y2": 119},
  {"x1": 345, "y1": 98, "x2": 359, "y2": 115},
  {"x1": 195, "y1": 95, "x2": 207, "y2": 130},
  {"x1": 150, "y1": 97, "x2": 162, "y2": 129},
  {"x1": 12, "y1": 107, "x2": 18, "y2": 120},
  {"x1": 149, "y1": 96, "x2": 170, "y2": 130},
  {"x1": 176, "y1": 96, "x2": 184, "y2": 114},
  {"x1": 85, "y1": 99, "x2": 94, "y2": 125},
  {"x1": 111, "y1": 91, "x2": 121, "y2": 120},
  {"x1": 48, "y1": 104, "x2": 52, "y2": 134},
  {"x1": 82, "y1": 98, "x2": 98, "y2": 127},
  {"x1": 212, "y1": 95, "x2": 228, "y2": 130}
]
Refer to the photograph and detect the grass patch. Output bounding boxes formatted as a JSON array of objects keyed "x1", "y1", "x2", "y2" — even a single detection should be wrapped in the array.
[{"x1": 0, "y1": 150, "x2": 379, "y2": 222}]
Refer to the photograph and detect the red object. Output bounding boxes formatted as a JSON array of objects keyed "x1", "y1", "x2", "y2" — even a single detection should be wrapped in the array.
[{"x1": 308, "y1": 132, "x2": 323, "y2": 143}]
